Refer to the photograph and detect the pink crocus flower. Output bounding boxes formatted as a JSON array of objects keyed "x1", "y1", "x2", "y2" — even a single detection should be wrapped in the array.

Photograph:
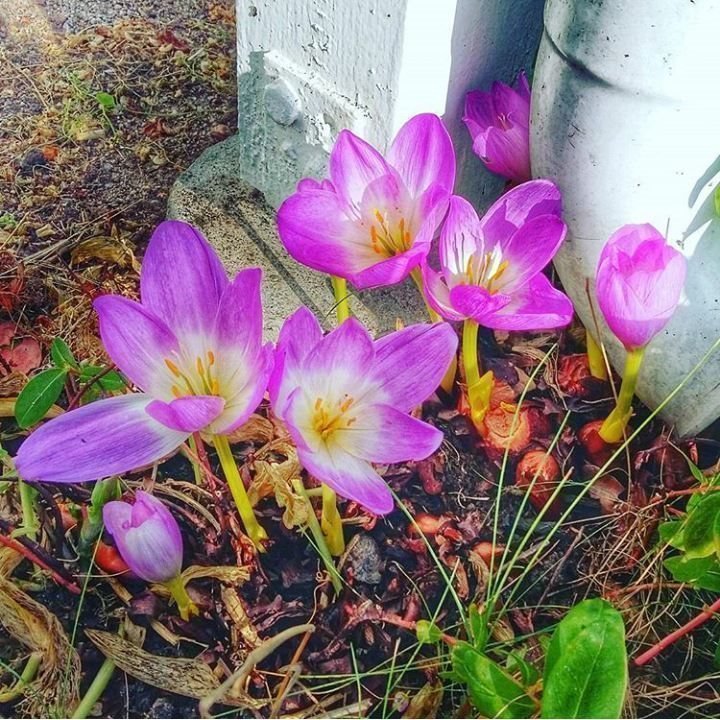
[
  {"x1": 269, "y1": 309, "x2": 458, "y2": 515},
  {"x1": 15, "y1": 221, "x2": 273, "y2": 484},
  {"x1": 103, "y1": 491, "x2": 183, "y2": 584},
  {"x1": 277, "y1": 114, "x2": 455, "y2": 289},
  {"x1": 421, "y1": 180, "x2": 573, "y2": 330},
  {"x1": 596, "y1": 223, "x2": 686, "y2": 349},
  {"x1": 464, "y1": 72, "x2": 531, "y2": 183}
]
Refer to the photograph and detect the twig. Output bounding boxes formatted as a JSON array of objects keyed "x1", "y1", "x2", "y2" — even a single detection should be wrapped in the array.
[
  {"x1": 634, "y1": 596, "x2": 720, "y2": 666},
  {"x1": 66, "y1": 364, "x2": 118, "y2": 410}
]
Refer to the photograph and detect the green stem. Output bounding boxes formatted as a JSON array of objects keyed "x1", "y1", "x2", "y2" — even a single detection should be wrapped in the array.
[
  {"x1": 187, "y1": 434, "x2": 202, "y2": 486},
  {"x1": 0, "y1": 652, "x2": 41, "y2": 703},
  {"x1": 320, "y1": 485, "x2": 345, "y2": 556},
  {"x1": 213, "y1": 434, "x2": 268, "y2": 550},
  {"x1": 165, "y1": 574, "x2": 198, "y2": 621},
  {"x1": 331, "y1": 276, "x2": 351, "y2": 323},
  {"x1": 18, "y1": 480, "x2": 39, "y2": 540},
  {"x1": 71, "y1": 656, "x2": 115, "y2": 719},
  {"x1": 462, "y1": 319, "x2": 493, "y2": 427},
  {"x1": 292, "y1": 479, "x2": 342, "y2": 593},
  {"x1": 599, "y1": 347, "x2": 645, "y2": 443},
  {"x1": 586, "y1": 331, "x2": 608, "y2": 380}
]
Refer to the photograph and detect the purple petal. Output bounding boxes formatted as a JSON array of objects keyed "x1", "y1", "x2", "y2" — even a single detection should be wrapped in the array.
[
  {"x1": 421, "y1": 263, "x2": 466, "y2": 321},
  {"x1": 94, "y1": 295, "x2": 178, "y2": 396},
  {"x1": 335, "y1": 403, "x2": 443, "y2": 464},
  {"x1": 213, "y1": 267, "x2": 263, "y2": 356},
  {"x1": 329, "y1": 130, "x2": 391, "y2": 210},
  {"x1": 372, "y1": 322, "x2": 458, "y2": 411},
  {"x1": 596, "y1": 224, "x2": 686, "y2": 348},
  {"x1": 449, "y1": 285, "x2": 513, "y2": 325},
  {"x1": 439, "y1": 195, "x2": 483, "y2": 277},
  {"x1": 386, "y1": 114, "x2": 456, "y2": 197},
  {"x1": 212, "y1": 342, "x2": 274, "y2": 435},
  {"x1": 478, "y1": 180, "x2": 563, "y2": 250},
  {"x1": 15, "y1": 395, "x2": 188, "y2": 484},
  {"x1": 297, "y1": 444, "x2": 394, "y2": 515},
  {"x1": 464, "y1": 89, "x2": 497, "y2": 142},
  {"x1": 483, "y1": 126, "x2": 531, "y2": 183},
  {"x1": 140, "y1": 220, "x2": 228, "y2": 339},
  {"x1": 348, "y1": 244, "x2": 427, "y2": 290},
  {"x1": 480, "y1": 273, "x2": 574, "y2": 331},
  {"x1": 498, "y1": 214, "x2": 567, "y2": 291},
  {"x1": 303, "y1": 318, "x2": 375, "y2": 384},
  {"x1": 277, "y1": 188, "x2": 368, "y2": 277},
  {"x1": 146, "y1": 395, "x2": 225, "y2": 432},
  {"x1": 104, "y1": 491, "x2": 183, "y2": 583},
  {"x1": 269, "y1": 307, "x2": 323, "y2": 417}
]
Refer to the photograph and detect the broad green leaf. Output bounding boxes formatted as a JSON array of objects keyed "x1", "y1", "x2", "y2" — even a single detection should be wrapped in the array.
[
  {"x1": 15, "y1": 368, "x2": 67, "y2": 429},
  {"x1": 507, "y1": 652, "x2": 539, "y2": 687},
  {"x1": 683, "y1": 493, "x2": 720, "y2": 559},
  {"x1": 95, "y1": 91, "x2": 116, "y2": 109},
  {"x1": 658, "y1": 520, "x2": 684, "y2": 549},
  {"x1": 50, "y1": 337, "x2": 79, "y2": 370},
  {"x1": 416, "y1": 620, "x2": 443, "y2": 645},
  {"x1": 452, "y1": 642, "x2": 536, "y2": 719},
  {"x1": 664, "y1": 555, "x2": 720, "y2": 592},
  {"x1": 542, "y1": 599, "x2": 627, "y2": 719}
]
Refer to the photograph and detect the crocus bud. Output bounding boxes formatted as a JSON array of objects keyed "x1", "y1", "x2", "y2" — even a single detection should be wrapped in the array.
[
  {"x1": 463, "y1": 72, "x2": 531, "y2": 183},
  {"x1": 596, "y1": 224, "x2": 686, "y2": 350},
  {"x1": 103, "y1": 491, "x2": 183, "y2": 584}
]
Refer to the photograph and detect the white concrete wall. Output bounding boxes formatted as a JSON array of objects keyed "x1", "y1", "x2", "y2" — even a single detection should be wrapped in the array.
[{"x1": 235, "y1": 0, "x2": 545, "y2": 208}]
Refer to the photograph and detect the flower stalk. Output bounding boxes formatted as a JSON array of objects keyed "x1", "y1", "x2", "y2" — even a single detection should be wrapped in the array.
[
  {"x1": 320, "y1": 484, "x2": 345, "y2": 556},
  {"x1": 164, "y1": 574, "x2": 198, "y2": 621},
  {"x1": 462, "y1": 319, "x2": 494, "y2": 427},
  {"x1": 292, "y1": 479, "x2": 342, "y2": 592},
  {"x1": 18, "y1": 480, "x2": 39, "y2": 540},
  {"x1": 586, "y1": 332, "x2": 608, "y2": 380},
  {"x1": 213, "y1": 434, "x2": 267, "y2": 550},
  {"x1": 331, "y1": 276, "x2": 351, "y2": 323},
  {"x1": 599, "y1": 347, "x2": 645, "y2": 443}
]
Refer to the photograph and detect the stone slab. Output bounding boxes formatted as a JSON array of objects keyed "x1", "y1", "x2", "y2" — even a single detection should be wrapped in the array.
[{"x1": 167, "y1": 135, "x2": 427, "y2": 340}]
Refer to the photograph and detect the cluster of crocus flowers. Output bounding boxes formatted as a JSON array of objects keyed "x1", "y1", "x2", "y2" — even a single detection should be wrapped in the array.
[
  {"x1": 595, "y1": 223, "x2": 686, "y2": 442},
  {"x1": 277, "y1": 113, "x2": 455, "y2": 292},
  {"x1": 15, "y1": 220, "x2": 274, "y2": 548},
  {"x1": 463, "y1": 72, "x2": 531, "y2": 184},
  {"x1": 422, "y1": 180, "x2": 573, "y2": 425},
  {"x1": 103, "y1": 491, "x2": 197, "y2": 620},
  {"x1": 270, "y1": 308, "x2": 458, "y2": 515}
]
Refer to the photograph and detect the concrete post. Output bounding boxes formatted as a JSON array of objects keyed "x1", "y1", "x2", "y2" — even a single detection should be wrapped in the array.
[{"x1": 234, "y1": 0, "x2": 545, "y2": 209}]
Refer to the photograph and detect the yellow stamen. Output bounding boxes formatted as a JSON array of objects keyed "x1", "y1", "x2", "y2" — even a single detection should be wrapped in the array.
[
  {"x1": 171, "y1": 385, "x2": 183, "y2": 398},
  {"x1": 165, "y1": 358, "x2": 181, "y2": 376},
  {"x1": 207, "y1": 350, "x2": 215, "y2": 366}
]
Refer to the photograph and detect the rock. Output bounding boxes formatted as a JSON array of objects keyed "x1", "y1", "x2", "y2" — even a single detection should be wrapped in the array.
[
  {"x1": 343, "y1": 533, "x2": 384, "y2": 585},
  {"x1": 167, "y1": 134, "x2": 427, "y2": 340}
]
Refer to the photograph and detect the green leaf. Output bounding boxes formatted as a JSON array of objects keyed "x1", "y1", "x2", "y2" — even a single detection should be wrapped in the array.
[
  {"x1": 80, "y1": 477, "x2": 120, "y2": 550},
  {"x1": 506, "y1": 652, "x2": 539, "y2": 687},
  {"x1": 95, "y1": 91, "x2": 116, "y2": 110},
  {"x1": 542, "y1": 599, "x2": 627, "y2": 719},
  {"x1": 452, "y1": 642, "x2": 536, "y2": 719},
  {"x1": 714, "y1": 183, "x2": 720, "y2": 218},
  {"x1": 15, "y1": 368, "x2": 67, "y2": 429},
  {"x1": 683, "y1": 493, "x2": 720, "y2": 560},
  {"x1": 50, "y1": 338, "x2": 79, "y2": 370},
  {"x1": 469, "y1": 603, "x2": 490, "y2": 650},
  {"x1": 416, "y1": 620, "x2": 443, "y2": 645},
  {"x1": 658, "y1": 520, "x2": 684, "y2": 549},
  {"x1": 664, "y1": 555, "x2": 720, "y2": 592}
]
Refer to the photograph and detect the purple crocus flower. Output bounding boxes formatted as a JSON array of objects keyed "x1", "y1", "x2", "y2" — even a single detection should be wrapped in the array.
[
  {"x1": 277, "y1": 114, "x2": 455, "y2": 289},
  {"x1": 269, "y1": 308, "x2": 458, "y2": 514},
  {"x1": 421, "y1": 180, "x2": 573, "y2": 330},
  {"x1": 15, "y1": 221, "x2": 273, "y2": 484},
  {"x1": 596, "y1": 223, "x2": 686, "y2": 350},
  {"x1": 464, "y1": 72, "x2": 531, "y2": 183},
  {"x1": 103, "y1": 491, "x2": 183, "y2": 584}
]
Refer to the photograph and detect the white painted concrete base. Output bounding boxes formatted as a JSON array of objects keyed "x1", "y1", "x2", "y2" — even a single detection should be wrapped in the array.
[
  {"x1": 532, "y1": 0, "x2": 720, "y2": 436},
  {"x1": 234, "y1": 0, "x2": 545, "y2": 209}
]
